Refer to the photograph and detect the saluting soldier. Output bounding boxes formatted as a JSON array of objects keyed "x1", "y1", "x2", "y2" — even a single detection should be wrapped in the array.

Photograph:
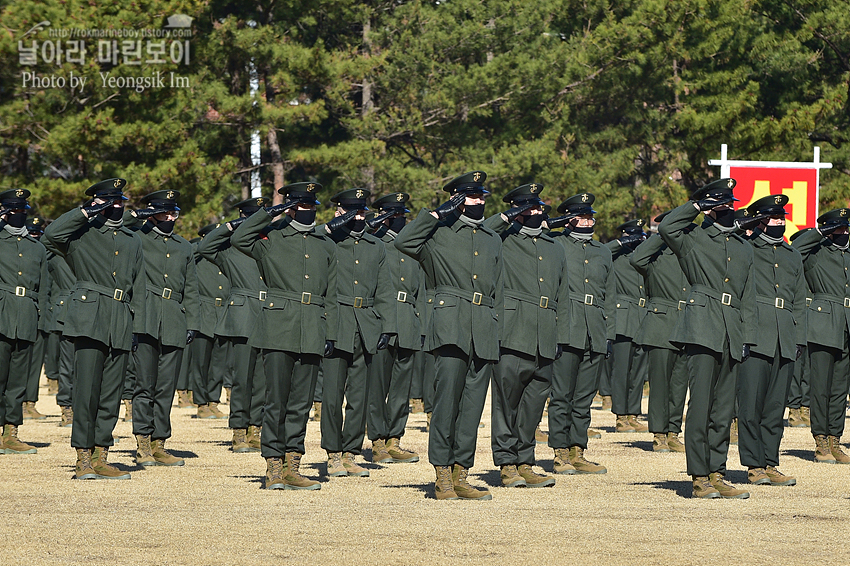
[
  {"x1": 21, "y1": 216, "x2": 48, "y2": 420},
  {"x1": 606, "y1": 219, "x2": 649, "y2": 434},
  {"x1": 231, "y1": 182, "x2": 337, "y2": 490},
  {"x1": 792, "y1": 208, "x2": 850, "y2": 464},
  {"x1": 43, "y1": 179, "x2": 145, "y2": 479},
  {"x1": 320, "y1": 188, "x2": 396, "y2": 478},
  {"x1": 630, "y1": 211, "x2": 690, "y2": 452},
  {"x1": 658, "y1": 178, "x2": 757, "y2": 499},
  {"x1": 119, "y1": 210, "x2": 144, "y2": 422},
  {"x1": 198, "y1": 197, "x2": 271, "y2": 453},
  {"x1": 396, "y1": 171, "x2": 502, "y2": 501},
  {"x1": 131, "y1": 190, "x2": 200, "y2": 467},
  {"x1": 545, "y1": 193, "x2": 613, "y2": 475},
  {"x1": 0, "y1": 189, "x2": 47, "y2": 455},
  {"x1": 367, "y1": 193, "x2": 422, "y2": 465},
  {"x1": 486, "y1": 183, "x2": 567, "y2": 488},
  {"x1": 735, "y1": 195, "x2": 805, "y2": 486},
  {"x1": 786, "y1": 228, "x2": 813, "y2": 428}
]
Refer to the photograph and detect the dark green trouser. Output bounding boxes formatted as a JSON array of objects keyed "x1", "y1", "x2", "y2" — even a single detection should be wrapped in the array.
[
  {"x1": 368, "y1": 344, "x2": 415, "y2": 441},
  {"x1": 684, "y1": 343, "x2": 737, "y2": 477},
  {"x1": 422, "y1": 350, "x2": 436, "y2": 413},
  {"x1": 646, "y1": 346, "x2": 688, "y2": 434},
  {"x1": 176, "y1": 336, "x2": 192, "y2": 391},
  {"x1": 56, "y1": 335, "x2": 75, "y2": 408},
  {"x1": 428, "y1": 344, "x2": 491, "y2": 468},
  {"x1": 220, "y1": 337, "x2": 235, "y2": 390},
  {"x1": 548, "y1": 344, "x2": 601, "y2": 450},
  {"x1": 787, "y1": 345, "x2": 810, "y2": 409},
  {"x1": 0, "y1": 336, "x2": 33, "y2": 426},
  {"x1": 122, "y1": 352, "x2": 136, "y2": 400},
  {"x1": 207, "y1": 337, "x2": 228, "y2": 404},
  {"x1": 491, "y1": 349, "x2": 552, "y2": 467},
  {"x1": 611, "y1": 336, "x2": 641, "y2": 416},
  {"x1": 24, "y1": 330, "x2": 46, "y2": 403},
  {"x1": 45, "y1": 330, "x2": 60, "y2": 381},
  {"x1": 321, "y1": 331, "x2": 371, "y2": 455},
  {"x1": 598, "y1": 353, "x2": 612, "y2": 397},
  {"x1": 410, "y1": 347, "x2": 424, "y2": 399},
  {"x1": 808, "y1": 335, "x2": 849, "y2": 438},
  {"x1": 191, "y1": 334, "x2": 227, "y2": 406},
  {"x1": 227, "y1": 337, "x2": 265, "y2": 429},
  {"x1": 72, "y1": 337, "x2": 127, "y2": 449},
  {"x1": 313, "y1": 365, "x2": 323, "y2": 403},
  {"x1": 737, "y1": 347, "x2": 793, "y2": 468},
  {"x1": 261, "y1": 350, "x2": 320, "y2": 457},
  {"x1": 635, "y1": 345, "x2": 649, "y2": 385},
  {"x1": 132, "y1": 334, "x2": 184, "y2": 440}
]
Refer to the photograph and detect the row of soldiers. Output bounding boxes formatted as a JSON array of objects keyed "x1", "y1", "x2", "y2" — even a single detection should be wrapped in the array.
[{"x1": 0, "y1": 173, "x2": 848, "y2": 500}]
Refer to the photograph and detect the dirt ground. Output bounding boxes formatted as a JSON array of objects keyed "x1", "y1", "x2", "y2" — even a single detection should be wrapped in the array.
[{"x1": 2, "y1": 383, "x2": 849, "y2": 566}]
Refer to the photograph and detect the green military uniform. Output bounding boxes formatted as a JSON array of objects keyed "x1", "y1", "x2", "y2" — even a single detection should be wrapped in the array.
[
  {"x1": 0, "y1": 189, "x2": 48, "y2": 452},
  {"x1": 43, "y1": 225, "x2": 77, "y2": 419},
  {"x1": 792, "y1": 208, "x2": 850, "y2": 462},
  {"x1": 119, "y1": 210, "x2": 143, "y2": 409},
  {"x1": 21, "y1": 216, "x2": 48, "y2": 419},
  {"x1": 786, "y1": 228, "x2": 813, "y2": 425},
  {"x1": 658, "y1": 179, "x2": 757, "y2": 496},
  {"x1": 630, "y1": 216, "x2": 690, "y2": 446},
  {"x1": 43, "y1": 179, "x2": 146, "y2": 457},
  {"x1": 736, "y1": 195, "x2": 805, "y2": 481},
  {"x1": 231, "y1": 182, "x2": 337, "y2": 489},
  {"x1": 487, "y1": 184, "x2": 568, "y2": 485},
  {"x1": 132, "y1": 190, "x2": 199, "y2": 457}
]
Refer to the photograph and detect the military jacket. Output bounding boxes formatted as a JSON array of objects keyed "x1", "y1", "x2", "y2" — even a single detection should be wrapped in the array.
[
  {"x1": 550, "y1": 232, "x2": 615, "y2": 354},
  {"x1": 374, "y1": 225, "x2": 424, "y2": 351},
  {"x1": 484, "y1": 215, "x2": 569, "y2": 360},
  {"x1": 43, "y1": 211, "x2": 145, "y2": 350},
  {"x1": 395, "y1": 210, "x2": 502, "y2": 361},
  {"x1": 321, "y1": 225, "x2": 396, "y2": 356},
  {"x1": 658, "y1": 203, "x2": 757, "y2": 360},
  {"x1": 198, "y1": 222, "x2": 268, "y2": 339},
  {"x1": 605, "y1": 240, "x2": 647, "y2": 339},
  {"x1": 193, "y1": 242, "x2": 230, "y2": 339},
  {"x1": 45, "y1": 250, "x2": 76, "y2": 332},
  {"x1": 232, "y1": 213, "x2": 338, "y2": 355},
  {"x1": 792, "y1": 229, "x2": 850, "y2": 349},
  {"x1": 745, "y1": 234, "x2": 806, "y2": 360},
  {"x1": 0, "y1": 226, "x2": 48, "y2": 342},
  {"x1": 137, "y1": 223, "x2": 199, "y2": 347},
  {"x1": 630, "y1": 234, "x2": 689, "y2": 350}
]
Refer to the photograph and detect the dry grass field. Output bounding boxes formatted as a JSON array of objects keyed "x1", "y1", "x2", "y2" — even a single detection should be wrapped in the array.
[{"x1": 3, "y1": 384, "x2": 849, "y2": 566}]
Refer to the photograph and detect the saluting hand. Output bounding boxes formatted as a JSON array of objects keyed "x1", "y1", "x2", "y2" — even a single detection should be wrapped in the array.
[
  {"x1": 432, "y1": 192, "x2": 466, "y2": 221},
  {"x1": 501, "y1": 202, "x2": 535, "y2": 223}
]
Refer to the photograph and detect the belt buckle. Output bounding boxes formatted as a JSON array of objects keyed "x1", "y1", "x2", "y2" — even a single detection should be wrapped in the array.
[
  {"x1": 259, "y1": 291, "x2": 267, "y2": 301},
  {"x1": 638, "y1": 297, "x2": 646, "y2": 308},
  {"x1": 397, "y1": 291, "x2": 407, "y2": 303},
  {"x1": 215, "y1": 297, "x2": 223, "y2": 307},
  {"x1": 539, "y1": 296, "x2": 549, "y2": 309},
  {"x1": 584, "y1": 294, "x2": 594, "y2": 306},
  {"x1": 844, "y1": 298, "x2": 850, "y2": 308},
  {"x1": 721, "y1": 292, "x2": 732, "y2": 306},
  {"x1": 113, "y1": 289, "x2": 124, "y2": 301},
  {"x1": 472, "y1": 292, "x2": 483, "y2": 306},
  {"x1": 354, "y1": 296, "x2": 364, "y2": 308},
  {"x1": 806, "y1": 297, "x2": 812, "y2": 306},
  {"x1": 14, "y1": 286, "x2": 25, "y2": 297},
  {"x1": 678, "y1": 300, "x2": 686, "y2": 311},
  {"x1": 301, "y1": 292, "x2": 312, "y2": 305},
  {"x1": 774, "y1": 297, "x2": 784, "y2": 309},
  {"x1": 161, "y1": 287, "x2": 172, "y2": 300}
]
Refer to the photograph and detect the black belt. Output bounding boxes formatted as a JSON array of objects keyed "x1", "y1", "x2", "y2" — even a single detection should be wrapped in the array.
[
  {"x1": 76, "y1": 282, "x2": 128, "y2": 302},
  {"x1": 265, "y1": 289, "x2": 325, "y2": 307},
  {"x1": 812, "y1": 293, "x2": 850, "y2": 308},
  {"x1": 756, "y1": 295, "x2": 793, "y2": 311},
  {"x1": 569, "y1": 292, "x2": 604, "y2": 308},
  {"x1": 200, "y1": 296, "x2": 226, "y2": 307},
  {"x1": 146, "y1": 284, "x2": 183, "y2": 302},
  {"x1": 230, "y1": 287, "x2": 268, "y2": 301},
  {"x1": 689, "y1": 284, "x2": 741, "y2": 309},
  {"x1": 505, "y1": 289, "x2": 556, "y2": 310},
  {"x1": 616, "y1": 294, "x2": 646, "y2": 308},
  {"x1": 648, "y1": 297, "x2": 686, "y2": 311},
  {"x1": 0, "y1": 283, "x2": 38, "y2": 301},
  {"x1": 435, "y1": 285, "x2": 494, "y2": 307}
]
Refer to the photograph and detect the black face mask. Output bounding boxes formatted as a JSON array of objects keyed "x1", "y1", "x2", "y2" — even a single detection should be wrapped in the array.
[
  {"x1": 102, "y1": 205, "x2": 124, "y2": 221},
  {"x1": 764, "y1": 224, "x2": 786, "y2": 239},
  {"x1": 351, "y1": 219, "x2": 366, "y2": 233},
  {"x1": 389, "y1": 216, "x2": 407, "y2": 233},
  {"x1": 712, "y1": 208, "x2": 735, "y2": 227},
  {"x1": 4, "y1": 212, "x2": 26, "y2": 228},
  {"x1": 572, "y1": 225, "x2": 594, "y2": 234},
  {"x1": 463, "y1": 203, "x2": 485, "y2": 220},
  {"x1": 294, "y1": 209, "x2": 316, "y2": 225},
  {"x1": 520, "y1": 214, "x2": 544, "y2": 229},
  {"x1": 155, "y1": 219, "x2": 175, "y2": 233},
  {"x1": 832, "y1": 232, "x2": 850, "y2": 247}
]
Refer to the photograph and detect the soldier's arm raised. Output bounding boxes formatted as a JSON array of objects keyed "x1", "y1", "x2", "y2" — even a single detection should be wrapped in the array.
[
  {"x1": 394, "y1": 209, "x2": 439, "y2": 262},
  {"x1": 230, "y1": 209, "x2": 273, "y2": 260},
  {"x1": 791, "y1": 228, "x2": 825, "y2": 267},
  {"x1": 42, "y1": 207, "x2": 90, "y2": 256},
  {"x1": 658, "y1": 202, "x2": 701, "y2": 258},
  {"x1": 482, "y1": 213, "x2": 510, "y2": 234},
  {"x1": 183, "y1": 249, "x2": 200, "y2": 333},
  {"x1": 324, "y1": 242, "x2": 339, "y2": 344},
  {"x1": 603, "y1": 248, "x2": 616, "y2": 341},
  {"x1": 791, "y1": 250, "x2": 808, "y2": 348},
  {"x1": 629, "y1": 233, "x2": 664, "y2": 277},
  {"x1": 37, "y1": 246, "x2": 49, "y2": 332},
  {"x1": 740, "y1": 249, "x2": 758, "y2": 348},
  {"x1": 555, "y1": 255, "x2": 571, "y2": 347},
  {"x1": 375, "y1": 243, "x2": 397, "y2": 336},
  {"x1": 131, "y1": 237, "x2": 147, "y2": 336},
  {"x1": 197, "y1": 222, "x2": 233, "y2": 264}
]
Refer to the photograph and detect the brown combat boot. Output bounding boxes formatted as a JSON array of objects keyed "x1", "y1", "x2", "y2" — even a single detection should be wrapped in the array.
[
  {"x1": 196, "y1": 404, "x2": 215, "y2": 419},
  {"x1": 747, "y1": 467, "x2": 770, "y2": 485},
  {"x1": 615, "y1": 415, "x2": 636, "y2": 433},
  {"x1": 729, "y1": 418, "x2": 738, "y2": 445},
  {"x1": 47, "y1": 379, "x2": 59, "y2": 395},
  {"x1": 800, "y1": 406, "x2": 811, "y2": 426},
  {"x1": 553, "y1": 448, "x2": 576, "y2": 475},
  {"x1": 535, "y1": 426, "x2": 549, "y2": 444},
  {"x1": 92, "y1": 446, "x2": 131, "y2": 480},
  {"x1": 692, "y1": 476, "x2": 720, "y2": 499},
  {"x1": 265, "y1": 457, "x2": 286, "y2": 489},
  {"x1": 653, "y1": 433, "x2": 670, "y2": 452},
  {"x1": 342, "y1": 452, "x2": 370, "y2": 477},
  {"x1": 517, "y1": 464, "x2": 555, "y2": 488},
  {"x1": 500, "y1": 464, "x2": 527, "y2": 487},
  {"x1": 176, "y1": 390, "x2": 194, "y2": 408},
  {"x1": 282, "y1": 452, "x2": 321, "y2": 490},
  {"x1": 709, "y1": 472, "x2": 750, "y2": 499},
  {"x1": 232, "y1": 428, "x2": 251, "y2": 453},
  {"x1": 410, "y1": 398, "x2": 425, "y2": 414},
  {"x1": 247, "y1": 425, "x2": 262, "y2": 452},
  {"x1": 568, "y1": 446, "x2": 607, "y2": 474},
  {"x1": 135, "y1": 434, "x2": 157, "y2": 466},
  {"x1": 452, "y1": 464, "x2": 492, "y2": 500},
  {"x1": 628, "y1": 415, "x2": 648, "y2": 432},
  {"x1": 311, "y1": 401, "x2": 322, "y2": 422},
  {"x1": 765, "y1": 466, "x2": 796, "y2": 486},
  {"x1": 587, "y1": 428, "x2": 602, "y2": 439},
  {"x1": 813, "y1": 434, "x2": 836, "y2": 463},
  {"x1": 829, "y1": 436, "x2": 850, "y2": 464},
  {"x1": 434, "y1": 465, "x2": 459, "y2": 500},
  {"x1": 23, "y1": 401, "x2": 47, "y2": 420},
  {"x1": 327, "y1": 451, "x2": 348, "y2": 477},
  {"x1": 667, "y1": 432, "x2": 686, "y2": 453},
  {"x1": 123, "y1": 399, "x2": 133, "y2": 422},
  {"x1": 151, "y1": 439, "x2": 184, "y2": 466},
  {"x1": 371, "y1": 439, "x2": 393, "y2": 464},
  {"x1": 59, "y1": 406, "x2": 73, "y2": 428},
  {"x1": 208, "y1": 402, "x2": 226, "y2": 419},
  {"x1": 601, "y1": 395, "x2": 612, "y2": 410},
  {"x1": 387, "y1": 437, "x2": 419, "y2": 463},
  {"x1": 2, "y1": 424, "x2": 37, "y2": 454},
  {"x1": 787, "y1": 408, "x2": 806, "y2": 428},
  {"x1": 75, "y1": 448, "x2": 97, "y2": 480}
]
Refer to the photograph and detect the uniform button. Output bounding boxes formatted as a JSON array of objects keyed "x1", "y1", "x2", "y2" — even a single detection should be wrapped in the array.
[
  {"x1": 585, "y1": 278, "x2": 589, "y2": 283},
  {"x1": 473, "y1": 230, "x2": 477, "y2": 234},
  {"x1": 112, "y1": 272, "x2": 116, "y2": 276},
  {"x1": 218, "y1": 271, "x2": 222, "y2": 275},
  {"x1": 354, "y1": 280, "x2": 357, "y2": 284},
  {"x1": 304, "y1": 235, "x2": 307, "y2": 238},
  {"x1": 401, "y1": 277, "x2": 405, "y2": 281},
  {"x1": 113, "y1": 231, "x2": 117, "y2": 235},
  {"x1": 474, "y1": 251, "x2": 478, "y2": 256},
  {"x1": 584, "y1": 260, "x2": 588, "y2": 264},
  {"x1": 18, "y1": 253, "x2": 22, "y2": 257},
  {"x1": 690, "y1": 299, "x2": 694, "y2": 303},
  {"x1": 17, "y1": 271, "x2": 21, "y2": 275},
  {"x1": 166, "y1": 253, "x2": 170, "y2": 258},
  {"x1": 269, "y1": 303, "x2": 274, "y2": 307},
  {"x1": 439, "y1": 300, "x2": 444, "y2": 305},
  {"x1": 355, "y1": 260, "x2": 359, "y2": 264},
  {"x1": 539, "y1": 256, "x2": 543, "y2": 260},
  {"x1": 164, "y1": 237, "x2": 169, "y2": 241},
  {"x1": 683, "y1": 288, "x2": 686, "y2": 291},
  {"x1": 218, "y1": 286, "x2": 222, "y2": 290},
  {"x1": 726, "y1": 237, "x2": 729, "y2": 241},
  {"x1": 724, "y1": 278, "x2": 729, "y2": 282},
  {"x1": 401, "y1": 258, "x2": 405, "y2": 262},
  {"x1": 533, "y1": 238, "x2": 537, "y2": 242},
  {"x1": 775, "y1": 284, "x2": 779, "y2": 288},
  {"x1": 617, "y1": 303, "x2": 621, "y2": 308},
  {"x1": 818, "y1": 307, "x2": 822, "y2": 311},
  {"x1": 81, "y1": 295, "x2": 86, "y2": 300},
  {"x1": 539, "y1": 277, "x2": 544, "y2": 282},
  {"x1": 775, "y1": 263, "x2": 779, "y2": 267},
  {"x1": 583, "y1": 244, "x2": 586, "y2": 248},
  {"x1": 231, "y1": 301, "x2": 234, "y2": 305},
  {"x1": 473, "y1": 275, "x2": 477, "y2": 280},
  {"x1": 355, "y1": 240, "x2": 358, "y2": 244},
  {"x1": 654, "y1": 308, "x2": 657, "y2": 312},
  {"x1": 60, "y1": 301, "x2": 64, "y2": 305},
  {"x1": 727, "y1": 257, "x2": 731, "y2": 261},
  {"x1": 305, "y1": 275, "x2": 310, "y2": 279},
  {"x1": 639, "y1": 285, "x2": 643, "y2": 289},
  {"x1": 164, "y1": 274, "x2": 168, "y2": 278},
  {"x1": 305, "y1": 254, "x2": 309, "y2": 259},
  {"x1": 17, "y1": 237, "x2": 21, "y2": 241},
  {"x1": 115, "y1": 251, "x2": 119, "y2": 256}
]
